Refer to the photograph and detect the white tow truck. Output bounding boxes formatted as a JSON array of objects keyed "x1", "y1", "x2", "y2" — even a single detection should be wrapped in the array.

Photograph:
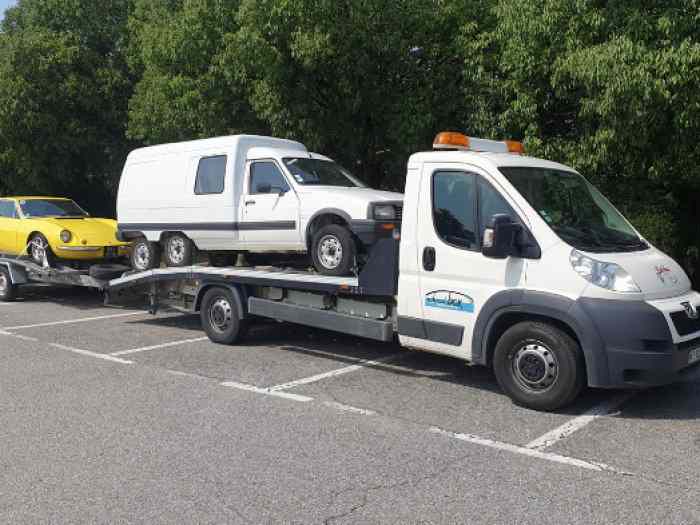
[{"x1": 3, "y1": 132, "x2": 700, "y2": 410}]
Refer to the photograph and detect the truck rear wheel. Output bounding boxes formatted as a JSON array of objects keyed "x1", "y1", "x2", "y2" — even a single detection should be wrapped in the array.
[
  {"x1": 311, "y1": 224, "x2": 356, "y2": 276},
  {"x1": 200, "y1": 287, "x2": 248, "y2": 344},
  {"x1": 493, "y1": 321, "x2": 585, "y2": 411},
  {"x1": 131, "y1": 239, "x2": 161, "y2": 271},
  {"x1": 0, "y1": 267, "x2": 16, "y2": 302},
  {"x1": 163, "y1": 233, "x2": 195, "y2": 267}
]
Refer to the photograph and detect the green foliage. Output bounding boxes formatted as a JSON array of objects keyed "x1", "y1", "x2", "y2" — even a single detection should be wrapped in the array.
[
  {"x1": 0, "y1": 0, "x2": 133, "y2": 214},
  {"x1": 0, "y1": 0, "x2": 699, "y2": 277}
]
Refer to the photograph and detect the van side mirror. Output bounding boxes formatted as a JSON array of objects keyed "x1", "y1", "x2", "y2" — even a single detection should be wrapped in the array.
[
  {"x1": 256, "y1": 182, "x2": 272, "y2": 194},
  {"x1": 482, "y1": 214, "x2": 520, "y2": 259}
]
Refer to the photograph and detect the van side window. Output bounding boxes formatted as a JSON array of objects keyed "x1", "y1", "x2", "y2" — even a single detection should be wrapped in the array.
[
  {"x1": 0, "y1": 200, "x2": 16, "y2": 218},
  {"x1": 250, "y1": 161, "x2": 290, "y2": 194},
  {"x1": 478, "y1": 178, "x2": 520, "y2": 237},
  {"x1": 432, "y1": 171, "x2": 477, "y2": 250},
  {"x1": 195, "y1": 156, "x2": 227, "y2": 195}
]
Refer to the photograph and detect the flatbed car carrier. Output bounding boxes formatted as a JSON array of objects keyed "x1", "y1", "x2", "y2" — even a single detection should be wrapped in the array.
[{"x1": 4, "y1": 132, "x2": 700, "y2": 412}]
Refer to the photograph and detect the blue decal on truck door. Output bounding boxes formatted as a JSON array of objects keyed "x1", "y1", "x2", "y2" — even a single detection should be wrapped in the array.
[{"x1": 425, "y1": 290, "x2": 474, "y2": 313}]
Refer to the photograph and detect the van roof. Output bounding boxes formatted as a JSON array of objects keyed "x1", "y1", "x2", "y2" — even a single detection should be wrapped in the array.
[{"x1": 126, "y1": 134, "x2": 307, "y2": 162}]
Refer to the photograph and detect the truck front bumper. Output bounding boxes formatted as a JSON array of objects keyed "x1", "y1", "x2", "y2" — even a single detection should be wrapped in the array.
[{"x1": 577, "y1": 293, "x2": 700, "y2": 388}]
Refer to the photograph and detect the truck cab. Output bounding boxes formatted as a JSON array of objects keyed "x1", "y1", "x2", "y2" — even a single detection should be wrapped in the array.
[{"x1": 396, "y1": 132, "x2": 700, "y2": 409}]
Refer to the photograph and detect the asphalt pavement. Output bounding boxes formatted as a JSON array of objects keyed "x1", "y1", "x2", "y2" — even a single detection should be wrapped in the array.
[{"x1": 0, "y1": 285, "x2": 698, "y2": 524}]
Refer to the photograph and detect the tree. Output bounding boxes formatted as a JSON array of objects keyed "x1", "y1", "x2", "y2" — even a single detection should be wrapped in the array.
[
  {"x1": 457, "y1": 0, "x2": 700, "y2": 271},
  {"x1": 0, "y1": 0, "x2": 134, "y2": 214}
]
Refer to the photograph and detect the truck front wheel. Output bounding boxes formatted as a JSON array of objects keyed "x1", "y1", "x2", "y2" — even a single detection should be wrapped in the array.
[
  {"x1": 493, "y1": 321, "x2": 585, "y2": 411},
  {"x1": 200, "y1": 287, "x2": 248, "y2": 344}
]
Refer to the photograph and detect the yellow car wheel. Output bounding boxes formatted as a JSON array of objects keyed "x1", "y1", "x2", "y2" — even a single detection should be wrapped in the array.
[{"x1": 28, "y1": 233, "x2": 54, "y2": 266}]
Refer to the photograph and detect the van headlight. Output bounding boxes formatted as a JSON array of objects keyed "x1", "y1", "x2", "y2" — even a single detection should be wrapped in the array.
[
  {"x1": 372, "y1": 204, "x2": 396, "y2": 220},
  {"x1": 60, "y1": 230, "x2": 72, "y2": 243},
  {"x1": 569, "y1": 249, "x2": 640, "y2": 293}
]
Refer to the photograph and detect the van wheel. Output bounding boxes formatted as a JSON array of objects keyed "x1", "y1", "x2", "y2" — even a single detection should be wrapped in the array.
[
  {"x1": 131, "y1": 239, "x2": 161, "y2": 271},
  {"x1": 200, "y1": 287, "x2": 248, "y2": 344},
  {"x1": 311, "y1": 224, "x2": 356, "y2": 276},
  {"x1": 163, "y1": 233, "x2": 195, "y2": 267},
  {"x1": 0, "y1": 267, "x2": 16, "y2": 302},
  {"x1": 28, "y1": 233, "x2": 54, "y2": 266},
  {"x1": 493, "y1": 321, "x2": 585, "y2": 411}
]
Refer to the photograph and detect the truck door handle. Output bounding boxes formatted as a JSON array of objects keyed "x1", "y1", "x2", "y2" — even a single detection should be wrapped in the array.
[
  {"x1": 245, "y1": 200, "x2": 256, "y2": 205},
  {"x1": 422, "y1": 246, "x2": 436, "y2": 271}
]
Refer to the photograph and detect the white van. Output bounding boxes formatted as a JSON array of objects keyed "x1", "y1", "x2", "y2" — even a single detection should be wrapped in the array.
[{"x1": 116, "y1": 135, "x2": 403, "y2": 275}]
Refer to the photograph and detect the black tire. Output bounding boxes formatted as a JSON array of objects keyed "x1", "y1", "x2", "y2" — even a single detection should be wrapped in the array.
[
  {"x1": 200, "y1": 287, "x2": 248, "y2": 344},
  {"x1": 492, "y1": 321, "x2": 586, "y2": 411},
  {"x1": 0, "y1": 266, "x2": 16, "y2": 302},
  {"x1": 89, "y1": 263, "x2": 130, "y2": 281},
  {"x1": 311, "y1": 224, "x2": 356, "y2": 276},
  {"x1": 163, "y1": 233, "x2": 195, "y2": 267},
  {"x1": 209, "y1": 253, "x2": 237, "y2": 267},
  {"x1": 28, "y1": 233, "x2": 55, "y2": 266},
  {"x1": 130, "y1": 238, "x2": 161, "y2": 271}
]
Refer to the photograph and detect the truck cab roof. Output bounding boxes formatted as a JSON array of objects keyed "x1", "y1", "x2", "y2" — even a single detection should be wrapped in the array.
[{"x1": 407, "y1": 150, "x2": 576, "y2": 174}]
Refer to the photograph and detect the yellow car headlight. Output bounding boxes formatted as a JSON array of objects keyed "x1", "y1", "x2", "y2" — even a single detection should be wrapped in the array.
[{"x1": 60, "y1": 230, "x2": 72, "y2": 243}]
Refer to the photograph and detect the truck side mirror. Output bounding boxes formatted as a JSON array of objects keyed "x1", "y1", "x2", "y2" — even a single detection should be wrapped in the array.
[
  {"x1": 256, "y1": 182, "x2": 272, "y2": 194},
  {"x1": 482, "y1": 214, "x2": 520, "y2": 259}
]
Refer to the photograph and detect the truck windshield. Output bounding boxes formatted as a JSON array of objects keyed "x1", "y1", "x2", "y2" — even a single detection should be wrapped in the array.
[
  {"x1": 19, "y1": 199, "x2": 88, "y2": 218},
  {"x1": 283, "y1": 158, "x2": 364, "y2": 187},
  {"x1": 500, "y1": 167, "x2": 647, "y2": 253}
]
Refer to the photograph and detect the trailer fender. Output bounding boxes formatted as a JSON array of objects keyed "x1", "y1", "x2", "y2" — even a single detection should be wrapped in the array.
[
  {"x1": 194, "y1": 281, "x2": 248, "y2": 319},
  {"x1": 0, "y1": 261, "x2": 29, "y2": 285}
]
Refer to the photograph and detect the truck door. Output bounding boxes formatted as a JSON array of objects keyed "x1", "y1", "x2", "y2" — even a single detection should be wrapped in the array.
[
  {"x1": 239, "y1": 160, "x2": 301, "y2": 248},
  {"x1": 0, "y1": 200, "x2": 19, "y2": 255},
  {"x1": 413, "y1": 163, "x2": 526, "y2": 360}
]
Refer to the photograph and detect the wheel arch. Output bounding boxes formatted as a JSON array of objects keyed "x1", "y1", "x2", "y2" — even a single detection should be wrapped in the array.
[
  {"x1": 194, "y1": 281, "x2": 248, "y2": 320},
  {"x1": 305, "y1": 209, "x2": 352, "y2": 250},
  {"x1": 25, "y1": 230, "x2": 52, "y2": 253},
  {"x1": 473, "y1": 289, "x2": 606, "y2": 386}
]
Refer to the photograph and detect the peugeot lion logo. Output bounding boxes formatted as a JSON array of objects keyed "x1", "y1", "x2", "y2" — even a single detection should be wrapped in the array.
[{"x1": 681, "y1": 301, "x2": 698, "y2": 320}]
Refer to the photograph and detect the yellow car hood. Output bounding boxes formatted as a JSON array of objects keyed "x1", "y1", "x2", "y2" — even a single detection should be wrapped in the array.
[{"x1": 41, "y1": 217, "x2": 122, "y2": 245}]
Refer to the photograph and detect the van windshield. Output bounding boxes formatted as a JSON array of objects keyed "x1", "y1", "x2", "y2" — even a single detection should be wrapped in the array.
[
  {"x1": 19, "y1": 199, "x2": 88, "y2": 218},
  {"x1": 500, "y1": 167, "x2": 647, "y2": 253},
  {"x1": 283, "y1": 158, "x2": 364, "y2": 187}
]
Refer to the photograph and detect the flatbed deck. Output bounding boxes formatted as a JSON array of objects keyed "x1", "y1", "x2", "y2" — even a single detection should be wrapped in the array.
[{"x1": 107, "y1": 266, "x2": 361, "y2": 295}]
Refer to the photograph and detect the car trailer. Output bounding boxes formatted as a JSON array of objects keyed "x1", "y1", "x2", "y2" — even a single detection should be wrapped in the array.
[{"x1": 0, "y1": 256, "x2": 130, "y2": 302}]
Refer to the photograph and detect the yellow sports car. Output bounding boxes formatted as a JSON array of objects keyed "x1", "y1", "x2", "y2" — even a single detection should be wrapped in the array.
[{"x1": 0, "y1": 196, "x2": 129, "y2": 265}]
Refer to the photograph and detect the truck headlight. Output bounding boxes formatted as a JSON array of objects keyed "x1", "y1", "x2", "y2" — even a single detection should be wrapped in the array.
[
  {"x1": 60, "y1": 230, "x2": 72, "y2": 243},
  {"x1": 373, "y1": 204, "x2": 396, "y2": 220},
  {"x1": 569, "y1": 249, "x2": 640, "y2": 293}
]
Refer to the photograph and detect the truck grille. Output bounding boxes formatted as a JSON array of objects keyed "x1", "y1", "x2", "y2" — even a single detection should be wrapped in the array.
[
  {"x1": 670, "y1": 308, "x2": 700, "y2": 336},
  {"x1": 395, "y1": 205, "x2": 403, "y2": 223}
]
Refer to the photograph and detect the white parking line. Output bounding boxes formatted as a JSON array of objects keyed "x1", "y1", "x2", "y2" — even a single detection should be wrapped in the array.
[
  {"x1": 288, "y1": 346, "x2": 449, "y2": 378},
  {"x1": 49, "y1": 343, "x2": 134, "y2": 365},
  {"x1": 220, "y1": 381, "x2": 314, "y2": 402},
  {"x1": 323, "y1": 401, "x2": 376, "y2": 416},
  {"x1": 2, "y1": 311, "x2": 146, "y2": 331},
  {"x1": 110, "y1": 337, "x2": 210, "y2": 357},
  {"x1": 430, "y1": 427, "x2": 632, "y2": 475},
  {"x1": 525, "y1": 392, "x2": 636, "y2": 451},
  {"x1": 267, "y1": 353, "x2": 405, "y2": 392}
]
